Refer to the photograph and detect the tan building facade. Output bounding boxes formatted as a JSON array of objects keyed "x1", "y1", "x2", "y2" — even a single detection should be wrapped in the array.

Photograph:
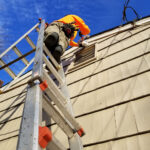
[{"x1": 0, "y1": 16, "x2": 150, "y2": 149}]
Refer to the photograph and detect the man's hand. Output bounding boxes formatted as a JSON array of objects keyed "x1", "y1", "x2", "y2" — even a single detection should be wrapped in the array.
[
  {"x1": 78, "y1": 41, "x2": 89, "y2": 47},
  {"x1": 81, "y1": 41, "x2": 89, "y2": 47}
]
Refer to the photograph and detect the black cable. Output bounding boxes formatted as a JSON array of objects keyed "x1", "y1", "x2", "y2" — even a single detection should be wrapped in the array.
[
  {"x1": 127, "y1": 6, "x2": 141, "y2": 19},
  {"x1": 122, "y1": 0, "x2": 141, "y2": 23}
]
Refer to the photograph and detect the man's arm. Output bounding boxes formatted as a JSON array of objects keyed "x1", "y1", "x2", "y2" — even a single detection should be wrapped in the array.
[
  {"x1": 72, "y1": 16, "x2": 90, "y2": 35},
  {"x1": 69, "y1": 40, "x2": 78, "y2": 47}
]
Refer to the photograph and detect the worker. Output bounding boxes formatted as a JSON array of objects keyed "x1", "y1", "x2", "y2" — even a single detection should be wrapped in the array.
[{"x1": 44, "y1": 14, "x2": 90, "y2": 63}]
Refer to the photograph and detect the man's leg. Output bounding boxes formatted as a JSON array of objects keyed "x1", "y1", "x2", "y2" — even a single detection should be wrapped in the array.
[
  {"x1": 44, "y1": 23, "x2": 59, "y2": 50},
  {"x1": 52, "y1": 45, "x2": 63, "y2": 64},
  {"x1": 52, "y1": 25, "x2": 69, "y2": 63},
  {"x1": 44, "y1": 22, "x2": 69, "y2": 63},
  {"x1": 44, "y1": 32, "x2": 59, "y2": 48}
]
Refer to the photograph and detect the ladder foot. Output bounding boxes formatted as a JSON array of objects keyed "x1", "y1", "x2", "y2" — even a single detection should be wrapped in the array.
[{"x1": 77, "y1": 127, "x2": 85, "y2": 137}]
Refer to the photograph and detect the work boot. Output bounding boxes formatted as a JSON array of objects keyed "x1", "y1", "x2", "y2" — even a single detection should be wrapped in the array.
[
  {"x1": 52, "y1": 51, "x2": 61, "y2": 64},
  {"x1": 52, "y1": 45, "x2": 63, "y2": 64},
  {"x1": 44, "y1": 32, "x2": 59, "y2": 50}
]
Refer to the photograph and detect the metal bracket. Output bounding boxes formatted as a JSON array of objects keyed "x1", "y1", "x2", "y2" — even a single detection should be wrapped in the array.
[{"x1": 28, "y1": 75, "x2": 43, "y2": 87}]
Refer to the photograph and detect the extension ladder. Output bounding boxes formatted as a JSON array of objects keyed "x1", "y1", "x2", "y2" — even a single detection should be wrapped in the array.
[{"x1": 0, "y1": 20, "x2": 84, "y2": 150}]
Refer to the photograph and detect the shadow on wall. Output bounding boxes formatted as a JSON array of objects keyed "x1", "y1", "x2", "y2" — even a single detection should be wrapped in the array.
[{"x1": 0, "y1": 88, "x2": 26, "y2": 134}]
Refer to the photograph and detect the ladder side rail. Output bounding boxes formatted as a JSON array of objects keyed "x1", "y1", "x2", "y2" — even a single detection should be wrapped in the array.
[
  {"x1": 43, "y1": 54, "x2": 63, "y2": 85},
  {"x1": 17, "y1": 20, "x2": 45, "y2": 150},
  {"x1": 12, "y1": 46, "x2": 29, "y2": 65},
  {"x1": 0, "y1": 22, "x2": 40, "y2": 59},
  {"x1": 58, "y1": 65, "x2": 84, "y2": 150},
  {"x1": 3, "y1": 58, "x2": 34, "y2": 91},
  {"x1": 32, "y1": 24, "x2": 45, "y2": 78},
  {"x1": 58, "y1": 65, "x2": 74, "y2": 114},
  {"x1": 43, "y1": 44, "x2": 60, "y2": 70},
  {"x1": 43, "y1": 95, "x2": 74, "y2": 138},
  {"x1": 43, "y1": 70, "x2": 82, "y2": 132},
  {"x1": 0, "y1": 59, "x2": 16, "y2": 79},
  {"x1": 17, "y1": 84, "x2": 42, "y2": 150}
]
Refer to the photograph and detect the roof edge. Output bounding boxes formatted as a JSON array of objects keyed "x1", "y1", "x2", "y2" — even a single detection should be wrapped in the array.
[
  {"x1": 90, "y1": 15, "x2": 150, "y2": 38},
  {"x1": 62, "y1": 15, "x2": 150, "y2": 57}
]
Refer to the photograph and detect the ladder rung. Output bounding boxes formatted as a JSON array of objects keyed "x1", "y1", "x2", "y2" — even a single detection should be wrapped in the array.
[
  {"x1": 43, "y1": 44, "x2": 60, "y2": 70},
  {"x1": 43, "y1": 69, "x2": 67, "y2": 104},
  {"x1": 43, "y1": 70, "x2": 83, "y2": 132},
  {"x1": 25, "y1": 35, "x2": 36, "y2": 49},
  {"x1": 47, "y1": 136, "x2": 67, "y2": 150},
  {"x1": 35, "y1": 27, "x2": 40, "y2": 32},
  {"x1": 3, "y1": 58, "x2": 34, "y2": 91},
  {"x1": 12, "y1": 46, "x2": 29, "y2": 65},
  {"x1": 0, "y1": 23, "x2": 40, "y2": 59},
  {"x1": 0, "y1": 59, "x2": 16, "y2": 79},
  {"x1": 0, "y1": 49, "x2": 35, "y2": 70},
  {"x1": 43, "y1": 54, "x2": 63, "y2": 85},
  {"x1": 43, "y1": 95, "x2": 74, "y2": 138}
]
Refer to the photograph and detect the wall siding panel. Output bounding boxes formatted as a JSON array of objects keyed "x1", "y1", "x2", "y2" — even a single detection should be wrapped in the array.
[
  {"x1": 0, "y1": 137, "x2": 18, "y2": 150},
  {"x1": 66, "y1": 40, "x2": 150, "y2": 85},
  {"x1": 131, "y1": 97, "x2": 150, "y2": 132},
  {"x1": 0, "y1": 118, "x2": 21, "y2": 140}
]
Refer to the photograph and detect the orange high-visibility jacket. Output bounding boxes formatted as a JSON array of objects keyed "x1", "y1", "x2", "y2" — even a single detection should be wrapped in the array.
[{"x1": 57, "y1": 15, "x2": 90, "y2": 47}]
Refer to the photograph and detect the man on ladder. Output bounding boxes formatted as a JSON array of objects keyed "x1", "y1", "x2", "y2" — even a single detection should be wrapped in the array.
[{"x1": 44, "y1": 14, "x2": 90, "y2": 63}]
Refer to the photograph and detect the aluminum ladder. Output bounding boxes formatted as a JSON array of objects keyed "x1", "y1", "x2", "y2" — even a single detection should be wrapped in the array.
[{"x1": 0, "y1": 19, "x2": 84, "y2": 150}]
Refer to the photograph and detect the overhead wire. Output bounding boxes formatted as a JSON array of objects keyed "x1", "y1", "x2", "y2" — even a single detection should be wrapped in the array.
[{"x1": 122, "y1": 0, "x2": 142, "y2": 23}]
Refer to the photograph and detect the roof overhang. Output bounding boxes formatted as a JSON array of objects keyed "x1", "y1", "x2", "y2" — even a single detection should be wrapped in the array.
[{"x1": 62, "y1": 15, "x2": 150, "y2": 58}]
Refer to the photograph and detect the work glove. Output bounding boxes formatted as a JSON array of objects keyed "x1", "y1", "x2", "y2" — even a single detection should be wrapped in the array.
[
  {"x1": 81, "y1": 41, "x2": 89, "y2": 47},
  {"x1": 78, "y1": 41, "x2": 89, "y2": 47}
]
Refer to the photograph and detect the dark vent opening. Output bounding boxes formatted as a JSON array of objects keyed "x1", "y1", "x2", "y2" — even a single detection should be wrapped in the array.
[{"x1": 75, "y1": 45, "x2": 95, "y2": 65}]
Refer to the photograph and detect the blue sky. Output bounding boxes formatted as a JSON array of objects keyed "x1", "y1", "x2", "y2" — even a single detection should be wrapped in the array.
[{"x1": 0, "y1": 0, "x2": 150, "y2": 84}]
